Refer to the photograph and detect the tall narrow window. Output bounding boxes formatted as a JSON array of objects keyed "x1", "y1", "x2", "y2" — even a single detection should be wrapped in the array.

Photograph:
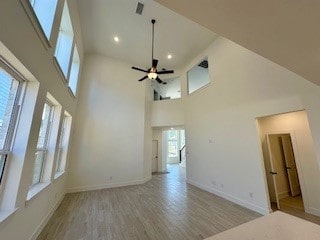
[
  {"x1": 28, "y1": 0, "x2": 58, "y2": 39},
  {"x1": 31, "y1": 101, "x2": 54, "y2": 185},
  {"x1": 55, "y1": 113, "x2": 71, "y2": 174},
  {"x1": 68, "y1": 46, "x2": 80, "y2": 95},
  {"x1": 0, "y1": 62, "x2": 23, "y2": 185},
  {"x1": 168, "y1": 130, "x2": 178, "y2": 157},
  {"x1": 54, "y1": 1, "x2": 74, "y2": 78}
]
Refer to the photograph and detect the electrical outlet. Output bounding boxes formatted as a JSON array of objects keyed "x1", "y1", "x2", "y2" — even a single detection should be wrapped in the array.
[
  {"x1": 249, "y1": 192, "x2": 253, "y2": 198},
  {"x1": 110, "y1": 176, "x2": 113, "y2": 180},
  {"x1": 212, "y1": 180, "x2": 216, "y2": 185},
  {"x1": 221, "y1": 183, "x2": 224, "y2": 188}
]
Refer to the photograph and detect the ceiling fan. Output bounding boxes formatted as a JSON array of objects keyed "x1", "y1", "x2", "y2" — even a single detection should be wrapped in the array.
[{"x1": 131, "y1": 19, "x2": 174, "y2": 84}]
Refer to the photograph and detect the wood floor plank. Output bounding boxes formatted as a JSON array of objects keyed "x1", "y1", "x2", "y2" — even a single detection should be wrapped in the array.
[{"x1": 37, "y1": 165, "x2": 261, "y2": 240}]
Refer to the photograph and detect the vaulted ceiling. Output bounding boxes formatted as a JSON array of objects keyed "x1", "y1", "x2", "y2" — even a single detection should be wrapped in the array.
[
  {"x1": 77, "y1": 0, "x2": 217, "y2": 70},
  {"x1": 155, "y1": 0, "x2": 320, "y2": 86}
]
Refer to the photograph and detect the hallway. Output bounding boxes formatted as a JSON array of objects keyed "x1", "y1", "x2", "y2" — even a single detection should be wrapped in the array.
[{"x1": 37, "y1": 164, "x2": 260, "y2": 240}]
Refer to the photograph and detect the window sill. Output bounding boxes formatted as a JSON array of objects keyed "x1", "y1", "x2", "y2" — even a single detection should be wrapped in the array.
[
  {"x1": 0, "y1": 208, "x2": 19, "y2": 225},
  {"x1": 188, "y1": 82, "x2": 211, "y2": 96},
  {"x1": 26, "y1": 182, "x2": 51, "y2": 202},
  {"x1": 54, "y1": 171, "x2": 65, "y2": 180}
]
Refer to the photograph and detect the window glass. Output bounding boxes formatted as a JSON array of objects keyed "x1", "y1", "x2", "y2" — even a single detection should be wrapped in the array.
[
  {"x1": 168, "y1": 130, "x2": 177, "y2": 140},
  {"x1": 55, "y1": 113, "x2": 72, "y2": 174},
  {"x1": 56, "y1": 116, "x2": 66, "y2": 172},
  {"x1": 168, "y1": 141, "x2": 178, "y2": 157},
  {"x1": 0, "y1": 65, "x2": 22, "y2": 185},
  {"x1": 29, "y1": 0, "x2": 58, "y2": 39},
  {"x1": 0, "y1": 69, "x2": 19, "y2": 149},
  {"x1": 152, "y1": 77, "x2": 181, "y2": 101},
  {"x1": 68, "y1": 46, "x2": 80, "y2": 95},
  {"x1": 36, "y1": 103, "x2": 52, "y2": 149},
  {"x1": 187, "y1": 58, "x2": 210, "y2": 94},
  {"x1": 31, "y1": 102, "x2": 53, "y2": 185},
  {"x1": 54, "y1": 2, "x2": 74, "y2": 78},
  {"x1": 32, "y1": 150, "x2": 46, "y2": 185}
]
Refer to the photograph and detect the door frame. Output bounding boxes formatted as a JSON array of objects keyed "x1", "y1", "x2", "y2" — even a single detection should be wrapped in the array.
[
  {"x1": 259, "y1": 129, "x2": 308, "y2": 213},
  {"x1": 152, "y1": 140, "x2": 158, "y2": 173}
]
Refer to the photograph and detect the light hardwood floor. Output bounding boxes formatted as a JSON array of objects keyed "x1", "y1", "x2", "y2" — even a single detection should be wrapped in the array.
[
  {"x1": 37, "y1": 164, "x2": 261, "y2": 240},
  {"x1": 278, "y1": 196, "x2": 320, "y2": 225}
]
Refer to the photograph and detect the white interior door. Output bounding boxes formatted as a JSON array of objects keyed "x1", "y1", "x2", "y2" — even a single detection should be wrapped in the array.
[
  {"x1": 266, "y1": 135, "x2": 281, "y2": 209},
  {"x1": 281, "y1": 135, "x2": 301, "y2": 197},
  {"x1": 152, "y1": 140, "x2": 158, "y2": 172}
]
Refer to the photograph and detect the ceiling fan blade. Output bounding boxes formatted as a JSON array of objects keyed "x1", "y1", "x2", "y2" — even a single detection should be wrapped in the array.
[
  {"x1": 155, "y1": 76, "x2": 163, "y2": 84},
  {"x1": 152, "y1": 59, "x2": 158, "y2": 68},
  {"x1": 157, "y1": 70, "x2": 174, "y2": 74},
  {"x1": 132, "y1": 66, "x2": 148, "y2": 73},
  {"x1": 138, "y1": 75, "x2": 148, "y2": 81}
]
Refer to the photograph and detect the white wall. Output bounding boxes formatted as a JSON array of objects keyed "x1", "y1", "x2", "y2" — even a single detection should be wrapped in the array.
[
  {"x1": 143, "y1": 80, "x2": 153, "y2": 178},
  {"x1": 182, "y1": 37, "x2": 320, "y2": 215},
  {"x1": 151, "y1": 99, "x2": 184, "y2": 127},
  {"x1": 258, "y1": 111, "x2": 320, "y2": 215},
  {"x1": 165, "y1": 77, "x2": 181, "y2": 99},
  {"x1": 67, "y1": 54, "x2": 151, "y2": 192},
  {"x1": 152, "y1": 129, "x2": 166, "y2": 172},
  {"x1": 0, "y1": 0, "x2": 83, "y2": 239}
]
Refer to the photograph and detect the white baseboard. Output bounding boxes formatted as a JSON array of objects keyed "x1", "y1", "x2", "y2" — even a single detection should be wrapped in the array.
[
  {"x1": 66, "y1": 176, "x2": 152, "y2": 193},
  {"x1": 187, "y1": 179, "x2": 269, "y2": 215},
  {"x1": 306, "y1": 207, "x2": 320, "y2": 217},
  {"x1": 28, "y1": 193, "x2": 65, "y2": 240}
]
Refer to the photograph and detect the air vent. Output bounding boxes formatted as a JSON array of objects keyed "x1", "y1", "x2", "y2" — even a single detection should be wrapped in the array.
[
  {"x1": 198, "y1": 60, "x2": 208, "y2": 69},
  {"x1": 136, "y1": 2, "x2": 144, "y2": 15}
]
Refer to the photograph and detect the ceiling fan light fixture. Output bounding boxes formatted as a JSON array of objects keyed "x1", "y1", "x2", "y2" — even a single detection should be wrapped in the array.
[
  {"x1": 131, "y1": 19, "x2": 174, "y2": 84},
  {"x1": 148, "y1": 72, "x2": 157, "y2": 80}
]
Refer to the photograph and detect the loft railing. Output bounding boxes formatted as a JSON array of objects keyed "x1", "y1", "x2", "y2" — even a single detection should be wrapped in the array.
[{"x1": 179, "y1": 145, "x2": 186, "y2": 163}]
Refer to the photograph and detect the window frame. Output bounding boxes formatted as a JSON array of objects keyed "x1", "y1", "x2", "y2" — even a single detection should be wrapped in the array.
[
  {"x1": 55, "y1": 115, "x2": 66, "y2": 173},
  {"x1": 31, "y1": 100, "x2": 54, "y2": 187},
  {"x1": 53, "y1": 1, "x2": 74, "y2": 81},
  {"x1": 20, "y1": 0, "x2": 59, "y2": 49},
  {"x1": 187, "y1": 57, "x2": 211, "y2": 95},
  {"x1": 68, "y1": 45, "x2": 80, "y2": 96},
  {"x1": 0, "y1": 58, "x2": 25, "y2": 188}
]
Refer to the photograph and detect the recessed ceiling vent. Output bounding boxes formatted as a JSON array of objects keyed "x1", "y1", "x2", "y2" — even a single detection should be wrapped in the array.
[
  {"x1": 136, "y1": 2, "x2": 144, "y2": 15},
  {"x1": 198, "y1": 60, "x2": 208, "y2": 69}
]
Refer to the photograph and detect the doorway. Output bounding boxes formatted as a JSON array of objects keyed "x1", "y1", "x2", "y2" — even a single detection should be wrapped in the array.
[
  {"x1": 264, "y1": 133, "x2": 304, "y2": 212},
  {"x1": 152, "y1": 127, "x2": 186, "y2": 175}
]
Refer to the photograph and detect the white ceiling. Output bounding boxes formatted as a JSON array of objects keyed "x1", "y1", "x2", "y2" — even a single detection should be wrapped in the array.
[
  {"x1": 155, "y1": 0, "x2": 320, "y2": 86},
  {"x1": 77, "y1": 0, "x2": 218, "y2": 70}
]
